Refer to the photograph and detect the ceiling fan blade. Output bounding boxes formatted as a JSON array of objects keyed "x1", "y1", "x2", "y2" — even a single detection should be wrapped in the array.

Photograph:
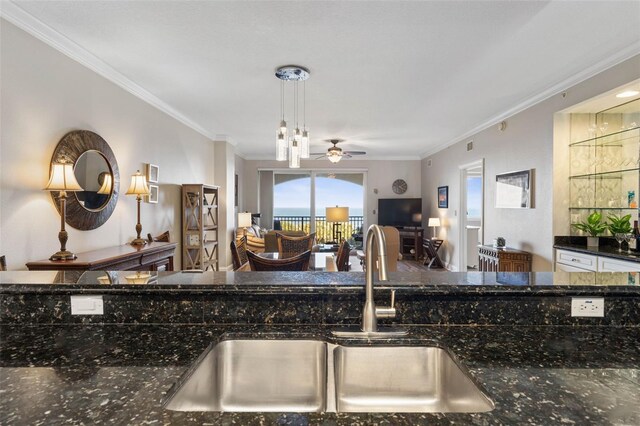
[
  {"x1": 309, "y1": 152, "x2": 326, "y2": 156},
  {"x1": 314, "y1": 154, "x2": 328, "y2": 160},
  {"x1": 343, "y1": 151, "x2": 366, "y2": 155}
]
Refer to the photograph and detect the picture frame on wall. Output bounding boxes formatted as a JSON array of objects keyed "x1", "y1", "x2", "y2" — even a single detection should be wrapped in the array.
[
  {"x1": 146, "y1": 163, "x2": 159, "y2": 183},
  {"x1": 146, "y1": 184, "x2": 159, "y2": 204},
  {"x1": 495, "y1": 169, "x2": 532, "y2": 208},
  {"x1": 438, "y1": 186, "x2": 448, "y2": 208}
]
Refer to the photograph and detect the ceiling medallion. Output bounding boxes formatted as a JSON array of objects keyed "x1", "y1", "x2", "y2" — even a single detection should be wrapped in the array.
[{"x1": 275, "y1": 65, "x2": 311, "y2": 168}]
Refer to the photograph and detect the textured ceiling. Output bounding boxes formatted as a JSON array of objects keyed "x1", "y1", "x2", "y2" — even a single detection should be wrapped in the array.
[{"x1": 6, "y1": 1, "x2": 640, "y2": 159}]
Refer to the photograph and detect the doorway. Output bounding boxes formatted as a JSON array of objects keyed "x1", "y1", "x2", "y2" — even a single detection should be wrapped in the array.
[{"x1": 459, "y1": 159, "x2": 484, "y2": 271}]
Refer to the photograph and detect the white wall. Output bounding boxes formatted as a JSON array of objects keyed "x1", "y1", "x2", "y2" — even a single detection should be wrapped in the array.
[
  {"x1": 0, "y1": 20, "x2": 215, "y2": 270},
  {"x1": 242, "y1": 159, "x2": 422, "y2": 229},
  {"x1": 422, "y1": 54, "x2": 640, "y2": 272}
]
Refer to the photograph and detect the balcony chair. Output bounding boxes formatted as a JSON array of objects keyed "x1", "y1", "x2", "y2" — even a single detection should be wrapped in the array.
[
  {"x1": 277, "y1": 232, "x2": 316, "y2": 257},
  {"x1": 247, "y1": 249, "x2": 312, "y2": 271}
]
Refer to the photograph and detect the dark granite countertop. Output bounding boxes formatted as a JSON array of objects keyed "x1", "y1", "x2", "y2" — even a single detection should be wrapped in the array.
[
  {"x1": 1, "y1": 323, "x2": 639, "y2": 425},
  {"x1": 555, "y1": 235, "x2": 640, "y2": 263},
  {"x1": 2, "y1": 270, "x2": 640, "y2": 296}
]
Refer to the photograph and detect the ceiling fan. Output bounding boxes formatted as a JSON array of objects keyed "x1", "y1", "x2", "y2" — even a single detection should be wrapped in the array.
[{"x1": 310, "y1": 139, "x2": 366, "y2": 163}]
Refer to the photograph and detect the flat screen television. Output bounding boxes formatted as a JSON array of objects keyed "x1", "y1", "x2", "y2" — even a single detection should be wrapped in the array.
[{"x1": 378, "y1": 198, "x2": 422, "y2": 228}]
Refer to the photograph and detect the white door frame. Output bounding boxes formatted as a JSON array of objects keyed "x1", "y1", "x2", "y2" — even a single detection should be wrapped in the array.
[{"x1": 458, "y1": 159, "x2": 484, "y2": 271}]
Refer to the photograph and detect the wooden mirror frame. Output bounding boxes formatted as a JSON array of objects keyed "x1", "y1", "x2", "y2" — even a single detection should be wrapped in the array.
[{"x1": 50, "y1": 130, "x2": 120, "y2": 230}]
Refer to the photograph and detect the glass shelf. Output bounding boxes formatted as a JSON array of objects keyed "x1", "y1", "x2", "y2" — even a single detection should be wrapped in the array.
[
  {"x1": 570, "y1": 126, "x2": 639, "y2": 147},
  {"x1": 569, "y1": 167, "x2": 640, "y2": 179},
  {"x1": 569, "y1": 207, "x2": 638, "y2": 210}
]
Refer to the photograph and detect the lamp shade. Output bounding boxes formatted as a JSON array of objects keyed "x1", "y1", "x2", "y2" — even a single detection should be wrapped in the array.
[
  {"x1": 44, "y1": 163, "x2": 83, "y2": 191},
  {"x1": 326, "y1": 206, "x2": 349, "y2": 222},
  {"x1": 238, "y1": 212, "x2": 252, "y2": 228},
  {"x1": 328, "y1": 153, "x2": 342, "y2": 164},
  {"x1": 428, "y1": 217, "x2": 441, "y2": 227},
  {"x1": 125, "y1": 171, "x2": 150, "y2": 196},
  {"x1": 97, "y1": 173, "x2": 113, "y2": 195}
]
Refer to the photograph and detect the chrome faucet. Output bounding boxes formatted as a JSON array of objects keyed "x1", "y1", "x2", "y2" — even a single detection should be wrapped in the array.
[{"x1": 333, "y1": 224, "x2": 407, "y2": 338}]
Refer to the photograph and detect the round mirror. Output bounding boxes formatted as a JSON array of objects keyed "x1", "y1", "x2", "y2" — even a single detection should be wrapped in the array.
[
  {"x1": 73, "y1": 150, "x2": 112, "y2": 211},
  {"x1": 50, "y1": 130, "x2": 119, "y2": 230}
]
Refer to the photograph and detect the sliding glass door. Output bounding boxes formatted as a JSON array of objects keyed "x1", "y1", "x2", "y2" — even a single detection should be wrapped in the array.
[{"x1": 270, "y1": 171, "x2": 365, "y2": 244}]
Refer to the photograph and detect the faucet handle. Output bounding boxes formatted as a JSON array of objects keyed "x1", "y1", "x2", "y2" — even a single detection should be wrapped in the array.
[{"x1": 376, "y1": 290, "x2": 397, "y2": 319}]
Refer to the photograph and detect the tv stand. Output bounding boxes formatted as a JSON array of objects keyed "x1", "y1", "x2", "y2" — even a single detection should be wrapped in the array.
[{"x1": 398, "y1": 227, "x2": 424, "y2": 261}]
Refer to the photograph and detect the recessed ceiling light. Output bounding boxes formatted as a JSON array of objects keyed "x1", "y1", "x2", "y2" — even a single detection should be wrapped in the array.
[{"x1": 616, "y1": 90, "x2": 640, "y2": 98}]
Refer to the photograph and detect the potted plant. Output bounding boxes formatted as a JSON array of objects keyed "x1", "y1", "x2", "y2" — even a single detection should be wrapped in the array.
[
  {"x1": 607, "y1": 213, "x2": 632, "y2": 234},
  {"x1": 572, "y1": 211, "x2": 607, "y2": 247}
]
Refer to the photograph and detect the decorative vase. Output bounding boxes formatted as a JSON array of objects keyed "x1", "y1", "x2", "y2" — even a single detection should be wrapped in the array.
[{"x1": 587, "y1": 236, "x2": 599, "y2": 248}]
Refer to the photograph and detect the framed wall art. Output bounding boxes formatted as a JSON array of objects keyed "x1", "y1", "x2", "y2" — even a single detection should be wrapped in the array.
[
  {"x1": 146, "y1": 163, "x2": 159, "y2": 183},
  {"x1": 495, "y1": 169, "x2": 532, "y2": 208},
  {"x1": 438, "y1": 186, "x2": 448, "y2": 208},
  {"x1": 146, "y1": 184, "x2": 159, "y2": 204}
]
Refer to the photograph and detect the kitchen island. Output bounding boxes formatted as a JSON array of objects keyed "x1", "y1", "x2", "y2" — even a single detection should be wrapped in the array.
[{"x1": 1, "y1": 271, "x2": 639, "y2": 425}]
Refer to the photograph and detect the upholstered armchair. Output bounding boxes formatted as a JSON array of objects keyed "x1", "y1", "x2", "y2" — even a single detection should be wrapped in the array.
[{"x1": 235, "y1": 225, "x2": 265, "y2": 253}]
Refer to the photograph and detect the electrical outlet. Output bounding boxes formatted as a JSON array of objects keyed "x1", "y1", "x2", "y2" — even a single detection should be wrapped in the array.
[
  {"x1": 71, "y1": 295, "x2": 104, "y2": 315},
  {"x1": 571, "y1": 297, "x2": 604, "y2": 317}
]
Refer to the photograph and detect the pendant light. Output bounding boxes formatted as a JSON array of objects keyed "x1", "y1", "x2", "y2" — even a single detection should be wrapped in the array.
[{"x1": 275, "y1": 65, "x2": 310, "y2": 168}]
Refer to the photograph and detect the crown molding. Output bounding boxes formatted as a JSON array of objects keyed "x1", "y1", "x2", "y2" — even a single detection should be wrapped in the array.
[
  {"x1": 241, "y1": 154, "x2": 421, "y2": 161},
  {"x1": 420, "y1": 43, "x2": 640, "y2": 159},
  {"x1": 0, "y1": 1, "x2": 216, "y2": 141}
]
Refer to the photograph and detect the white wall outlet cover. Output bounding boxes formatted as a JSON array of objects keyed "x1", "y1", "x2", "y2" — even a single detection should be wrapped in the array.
[
  {"x1": 571, "y1": 297, "x2": 604, "y2": 317},
  {"x1": 71, "y1": 295, "x2": 104, "y2": 315}
]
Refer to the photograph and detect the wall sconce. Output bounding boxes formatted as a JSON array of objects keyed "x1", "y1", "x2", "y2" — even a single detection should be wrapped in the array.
[
  {"x1": 125, "y1": 170, "x2": 150, "y2": 246},
  {"x1": 326, "y1": 206, "x2": 349, "y2": 243},
  {"x1": 44, "y1": 160, "x2": 84, "y2": 260}
]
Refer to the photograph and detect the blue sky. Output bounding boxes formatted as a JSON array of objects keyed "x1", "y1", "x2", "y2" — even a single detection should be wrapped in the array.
[
  {"x1": 467, "y1": 176, "x2": 482, "y2": 217},
  {"x1": 274, "y1": 176, "x2": 364, "y2": 211}
]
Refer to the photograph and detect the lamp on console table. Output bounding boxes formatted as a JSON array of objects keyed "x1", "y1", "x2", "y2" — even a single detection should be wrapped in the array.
[
  {"x1": 428, "y1": 217, "x2": 441, "y2": 239},
  {"x1": 326, "y1": 206, "x2": 349, "y2": 243},
  {"x1": 126, "y1": 170, "x2": 150, "y2": 246},
  {"x1": 44, "y1": 160, "x2": 84, "y2": 260}
]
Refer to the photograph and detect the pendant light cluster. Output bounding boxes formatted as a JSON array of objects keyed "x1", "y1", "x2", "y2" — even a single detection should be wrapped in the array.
[{"x1": 276, "y1": 65, "x2": 310, "y2": 168}]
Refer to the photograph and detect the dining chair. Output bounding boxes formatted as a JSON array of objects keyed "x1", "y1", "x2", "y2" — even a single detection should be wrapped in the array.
[
  {"x1": 231, "y1": 238, "x2": 250, "y2": 271},
  {"x1": 336, "y1": 240, "x2": 351, "y2": 271},
  {"x1": 277, "y1": 232, "x2": 316, "y2": 256},
  {"x1": 247, "y1": 250, "x2": 311, "y2": 271}
]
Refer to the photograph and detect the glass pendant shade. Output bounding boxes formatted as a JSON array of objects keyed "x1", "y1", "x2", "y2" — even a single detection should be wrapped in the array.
[
  {"x1": 289, "y1": 139, "x2": 300, "y2": 168},
  {"x1": 279, "y1": 120, "x2": 287, "y2": 134},
  {"x1": 44, "y1": 163, "x2": 83, "y2": 191},
  {"x1": 276, "y1": 132, "x2": 288, "y2": 161},
  {"x1": 300, "y1": 130, "x2": 310, "y2": 158},
  {"x1": 294, "y1": 127, "x2": 301, "y2": 142}
]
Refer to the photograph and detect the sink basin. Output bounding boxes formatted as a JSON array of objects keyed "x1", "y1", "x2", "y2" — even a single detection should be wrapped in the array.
[
  {"x1": 163, "y1": 339, "x2": 327, "y2": 412},
  {"x1": 163, "y1": 338, "x2": 493, "y2": 413},
  {"x1": 334, "y1": 345, "x2": 494, "y2": 413}
]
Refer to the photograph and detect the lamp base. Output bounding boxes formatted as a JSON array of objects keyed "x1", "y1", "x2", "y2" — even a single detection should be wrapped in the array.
[
  {"x1": 130, "y1": 238, "x2": 148, "y2": 246},
  {"x1": 49, "y1": 250, "x2": 77, "y2": 261}
]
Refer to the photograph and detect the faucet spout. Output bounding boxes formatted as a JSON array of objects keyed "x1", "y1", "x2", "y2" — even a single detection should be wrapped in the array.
[{"x1": 363, "y1": 224, "x2": 388, "y2": 333}]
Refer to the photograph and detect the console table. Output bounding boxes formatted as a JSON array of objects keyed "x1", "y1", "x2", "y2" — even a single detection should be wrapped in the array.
[
  {"x1": 478, "y1": 245, "x2": 532, "y2": 272},
  {"x1": 398, "y1": 227, "x2": 424, "y2": 261},
  {"x1": 26, "y1": 242, "x2": 177, "y2": 271}
]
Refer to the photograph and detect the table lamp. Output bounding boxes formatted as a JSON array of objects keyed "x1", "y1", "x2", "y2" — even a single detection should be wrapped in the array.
[
  {"x1": 126, "y1": 170, "x2": 150, "y2": 246},
  {"x1": 326, "y1": 206, "x2": 349, "y2": 243},
  {"x1": 97, "y1": 173, "x2": 113, "y2": 195},
  {"x1": 44, "y1": 160, "x2": 84, "y2": 260},
  {"x1": 428, "y1": 217, "x2": 441, "y2": 239},
  {"x1": 238, "y1": 212, "x2": 252, "y2": 239}
]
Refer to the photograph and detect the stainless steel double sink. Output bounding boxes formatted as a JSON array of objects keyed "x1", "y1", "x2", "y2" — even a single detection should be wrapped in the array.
[{"x1": 163, "y1": 339, "x2": 494, "y2": 413}]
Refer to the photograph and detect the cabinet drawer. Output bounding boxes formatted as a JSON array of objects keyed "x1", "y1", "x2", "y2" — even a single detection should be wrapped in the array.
[
  {"x1": 556, "y1": 249, "x2": 597, "y2": 271},
  {"x1": 598, "y1": 256, "x2": 640, "y2": 272}
]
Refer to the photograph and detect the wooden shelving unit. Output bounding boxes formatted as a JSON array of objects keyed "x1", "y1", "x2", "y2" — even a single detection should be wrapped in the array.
[{"x1": 182, "y1": 184, "x2": 219, "y2": 271}]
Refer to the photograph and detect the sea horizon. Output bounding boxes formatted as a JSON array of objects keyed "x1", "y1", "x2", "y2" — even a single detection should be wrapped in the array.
[{"x1": 274, "y1": 207, "x2": 364, "y2": 217}]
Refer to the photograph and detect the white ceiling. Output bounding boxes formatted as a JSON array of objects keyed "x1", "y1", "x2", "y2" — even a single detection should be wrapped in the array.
[{"x1": 4, "y1": 1, "x2": 640, "y2": 160}]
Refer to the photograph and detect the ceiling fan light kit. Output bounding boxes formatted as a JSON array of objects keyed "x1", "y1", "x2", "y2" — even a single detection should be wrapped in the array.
[
  {"x1": 310, "y1": 139, "x2": 367, "y2": 164},
  {"x1": 275, "y1": 65, "x2": 310, "y2": 168}
]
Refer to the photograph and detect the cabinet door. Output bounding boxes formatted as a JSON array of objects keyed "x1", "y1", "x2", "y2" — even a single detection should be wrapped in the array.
[
  {"x1": 555, "y1": 249, "x2": 597, "y2": 271},
  {"x1": 597, "y1": 256, "x2": 640, "y2": 272}
]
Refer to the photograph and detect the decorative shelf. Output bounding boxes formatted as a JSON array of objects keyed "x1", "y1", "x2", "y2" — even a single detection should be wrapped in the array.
[
  {"x1": 570, "y1": 126, "x2": 639, "y2": 147},
  {"x1": 569, "y1": 168, "x2": 640, "y2": 179}
]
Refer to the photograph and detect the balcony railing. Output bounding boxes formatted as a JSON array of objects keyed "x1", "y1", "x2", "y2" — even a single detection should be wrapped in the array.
[{"x1": 273, "y1": 215, "x2": 364, "y2": 244}]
